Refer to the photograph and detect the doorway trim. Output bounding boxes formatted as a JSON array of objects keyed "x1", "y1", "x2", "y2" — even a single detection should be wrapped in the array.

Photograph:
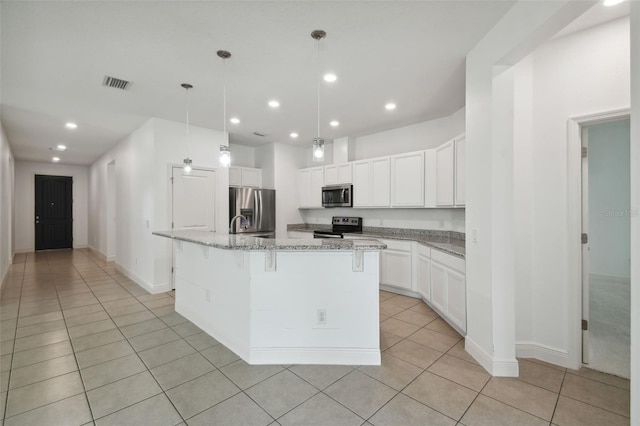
[{"x1": 567, "y1": 107, "x2": 630, "y2": 369}]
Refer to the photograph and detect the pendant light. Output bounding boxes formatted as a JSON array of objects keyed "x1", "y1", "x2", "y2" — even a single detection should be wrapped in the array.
[
  {"x1": 218, "y1": 50, "x2": 232, "y2": 167},
  {"x1": 181, "y1": 83, "x2": 193, "y2": 173},
  {"x1": 311, "y1": 30, "x2": 326, "y2": 162}
]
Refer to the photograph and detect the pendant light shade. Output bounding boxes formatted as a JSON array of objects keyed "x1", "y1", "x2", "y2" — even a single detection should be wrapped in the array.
[
  {"x1": 311, "y1": 30, "x2": 326, "y2": 163},
  {"x1": 218, "y1": 50, "x2": 232, "y2": 167},
  {"x1": 219, "y1": 145, "x2": 230, "y2": 167},
  {"x1": 181, "y1": 83, "x2": 193, "y2": 173}
]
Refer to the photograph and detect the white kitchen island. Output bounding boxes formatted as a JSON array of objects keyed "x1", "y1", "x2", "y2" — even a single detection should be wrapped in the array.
[{"x1": 153, "y1": 230, "x2": 386, "y2": 365}]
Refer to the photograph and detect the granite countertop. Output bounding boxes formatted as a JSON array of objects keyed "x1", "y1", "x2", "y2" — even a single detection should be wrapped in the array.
[
  {"x1": 153, "y1": 230, "x2": 387, "y2": 251},
  {"x1": 287, "y1": 224, "x2": 465, "y2": 258}
]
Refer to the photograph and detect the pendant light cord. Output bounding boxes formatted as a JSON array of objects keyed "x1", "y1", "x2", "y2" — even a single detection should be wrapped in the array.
[
  {"x1": 185, "y1": 86, "x2": 190, "y2": 152},
  {"x1": 316, "y1": 37, "x2": 320, "y2": 139},
  {"x1": 223, "y1": 58, "x2": 227, "y2": 135}
]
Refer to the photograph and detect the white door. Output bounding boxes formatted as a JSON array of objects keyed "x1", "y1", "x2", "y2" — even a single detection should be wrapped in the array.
[{"x1": 172, "y1": 167, "x2": 216, "y2": 231}]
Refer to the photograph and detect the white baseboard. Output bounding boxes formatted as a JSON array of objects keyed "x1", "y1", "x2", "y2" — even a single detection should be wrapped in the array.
[
  {"x1": 115, "y1": 263, "x2": 171, "y2": 294},
  {"x1": 88, "y1": 246, "x2": 106, "y2": 261},
  {"x1": 516, "y1": 341, "x2": 576, "y2": 369},
  {"x1": 466, "y1": 336, "x2": 519, "y2": 377},
  {"x1": 106, "y1": 255, "x2": 116, "y2": 262},
  {"x1": 379, "y1": 284, "x2": 421, "y2": 299},
  {"x1": 14, "y1": 248, "x2": 31, "y2": 254}
]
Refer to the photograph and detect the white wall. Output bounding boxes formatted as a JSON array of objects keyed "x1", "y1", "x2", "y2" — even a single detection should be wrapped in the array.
[
  {"x1": 89, "y1": 118, "x2": 228, "y2": 293},
  {"x1": 0, "y1": 121, "x2": 15, "y2": 290},
  {"x1": 355, "y1": 108, "x2": 465, "y2": 159},
  {"x1": 14, "y1": 161, "x2": 89, "y2": 253},
  {"x1": 229, "y1": 144, "x2": 255, "y2": 168},
  {"x1": 587, "y1": 119, "x2": 630, "y2": 279},
  {"x1": 464, "y1": 0, "x2": 594, "y2": 375},
  {"x1": 513, "y1": 17, "x2": 630, "y2": 365},
  {"x1": 272, "y1": 143, "x2": 306, "y2": 237}
]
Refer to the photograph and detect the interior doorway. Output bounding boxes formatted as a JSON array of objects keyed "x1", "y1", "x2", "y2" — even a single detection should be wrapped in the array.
[
  {"x1": 581, "y1": 117, "x2": 630, "y2": 378},
  {"x1": 34, "y1": 174, "x2": 73, "y2": 250}
]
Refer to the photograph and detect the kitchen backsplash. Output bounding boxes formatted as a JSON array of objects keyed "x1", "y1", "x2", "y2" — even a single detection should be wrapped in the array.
[{"x1": 299, "y1": 207, "x2": 465, "y2": 233}]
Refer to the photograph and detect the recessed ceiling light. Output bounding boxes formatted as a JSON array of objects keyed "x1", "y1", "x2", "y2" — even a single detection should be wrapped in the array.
[
  {"x1": 323, "y1": 73, "x2": 337, "y2": 82},
  {"x1": 229, "y1": 117, "x2": 240, "y2": 124},
  {"x1": 290, "y1": 132, "x2": 299, "y2": 138},
  {"x1": 52, "y1": 157, "x2": 60, "y2": 162},
  {"x1": 330, "y1": 120, "x2": 339, "y2": 127},
  {"x1": 385, "y1": 103, "x2": 397, "y2": 110},
  {"x1": 65, "y1": 122, "x2": 77, "y2": 129},
  {"x1": 56, "y1": 144, "x2": 67, "y2": 151},
  {"x1": 603, "y1": 0, "x2": 624, "y2": 6},
  {"x1": 268, "y1": 100, "x2": 280, "y2": 108}
]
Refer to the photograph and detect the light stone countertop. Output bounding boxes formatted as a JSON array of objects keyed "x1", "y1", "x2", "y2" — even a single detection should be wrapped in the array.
[
  {"x1": 153, "y1": 230, "x2": 387, "y2": 251},
  {"x1": 287, "y1": 224, "x2": 465, "y2": 258}
]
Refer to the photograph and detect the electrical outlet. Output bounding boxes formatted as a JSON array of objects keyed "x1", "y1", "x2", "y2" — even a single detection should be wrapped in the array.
[{"x1": 317, "y1": 309, "x2": 327, "y2": 325}]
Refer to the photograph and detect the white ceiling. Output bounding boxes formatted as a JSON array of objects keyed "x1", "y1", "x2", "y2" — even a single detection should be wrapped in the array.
[{"x1": 1, "y1": 1, "x2": 626, "y2": 166}]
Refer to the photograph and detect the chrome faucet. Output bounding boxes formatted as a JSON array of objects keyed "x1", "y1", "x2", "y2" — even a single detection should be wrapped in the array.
[{"x1": 229, "y1": 214, "x2": 247, "y2": 233}]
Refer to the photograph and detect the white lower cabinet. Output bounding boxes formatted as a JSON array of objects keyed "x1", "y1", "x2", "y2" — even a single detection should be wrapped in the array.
[
  {"x1": 379, "y1": 239, "x2": 413, "y2": 292},
  {"x1": 430, "y1": 249, "x2": 466, "y2": 333},
  {"x1": 380, "y1": 240, "x2": 466, "y2": 335},
  {"x1": 417, "y1": 245, "x2": 431, "y2": 301}
]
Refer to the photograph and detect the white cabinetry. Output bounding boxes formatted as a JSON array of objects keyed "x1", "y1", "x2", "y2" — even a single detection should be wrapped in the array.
[
  {"x1": 325, "y1": 163, "x2": 353, "y2": 185},
  {"x1": 229, "y1": 167, "x2": 262, "y2": 188},
  {"x1": 379, "y1": 239, "x2": 413, "y2": 292},
  {"x1": 435, "y1": 134, "x2": 465, "y2": 207},
  {"x1": 424, "y1": 149, "x2": 437, "y2": 208},
  {"x1": 429, "y1": 249, "x2": 466, "y2": 333},
  {"x1": 391, "y1": 152, "x2": 424, "y2": 207},
  {"x1": 417, "y1": 245, "x2": 431, "y2": 301},
  {"x1": 353, "y1": 157, "x2": 390, "y2": 207},
  {"x1": 297, "y1": 167, "x2": 324, "y2": 208},
  {"x1": 436, "y1": 140, "x2": 454, "y2": 206},
  {"x1": 454, "y1": 136, "x2": 465, "y2": 206}
]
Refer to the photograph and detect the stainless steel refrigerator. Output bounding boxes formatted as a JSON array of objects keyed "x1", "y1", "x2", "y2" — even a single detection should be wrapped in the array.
[{"x1": 229, "y1": 188, "x2": 276, "y2": 236}]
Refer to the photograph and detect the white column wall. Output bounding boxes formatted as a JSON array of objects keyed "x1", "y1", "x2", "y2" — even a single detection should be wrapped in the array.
[
  {"x1": 0, "y1": 122, "x2": 15, "y2": 290},
  {"x1": 14, "y1": 161, "x2": 89, "y2": 252},
  {"x1": 628, "y1": 1, "x2": 639, "y2": 421}
]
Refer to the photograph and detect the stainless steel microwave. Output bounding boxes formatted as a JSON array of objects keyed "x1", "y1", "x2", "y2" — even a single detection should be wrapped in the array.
[{"x1": 322, "y1": 184, "x2": 353, "y2": 208}]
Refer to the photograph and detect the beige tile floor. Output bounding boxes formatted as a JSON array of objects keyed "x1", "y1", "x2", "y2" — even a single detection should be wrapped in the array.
[{"x1": 0, "y1": 249, "x2": 630, "y2": 426}]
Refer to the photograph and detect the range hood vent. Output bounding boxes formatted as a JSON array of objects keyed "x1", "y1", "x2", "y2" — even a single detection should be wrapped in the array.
[{"x1": 102, "y1": 76, "x2": 131, "y2": 90}]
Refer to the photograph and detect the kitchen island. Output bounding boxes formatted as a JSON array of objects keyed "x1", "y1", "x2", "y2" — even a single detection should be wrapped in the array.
[{"x1": 153, "y1": 230, "x2": 386, "y2": 365}]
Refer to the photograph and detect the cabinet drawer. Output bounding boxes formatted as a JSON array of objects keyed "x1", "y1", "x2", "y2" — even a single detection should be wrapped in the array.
[
  {"x1": 381, "y1": 239, "x2": 412, "y2": 252},
  {"x1": 431, "y1": 249, "x2": 465, "y2": 273}
]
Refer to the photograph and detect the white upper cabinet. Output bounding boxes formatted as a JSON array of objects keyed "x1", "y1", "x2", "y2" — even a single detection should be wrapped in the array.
[
  {"x1": 229, "y1": 167, "x2": 262, "y2": 188},
  {"x1": 352, "y1": 160, "x2": 371, "y2": 207},
  {"x1": 454, "y1": 135, "x2": 465, "y2": 206},
  {"x1": 353, "y1": 157, "x2": 390, "y2": 207},
  {"x1": 324, "y1": 163, "x2": 353, "y2": 185},
  {"x1": 391, "y1": 151, "x2": 424, "y2": 207},
  {"x1": 436, "y1": 140, "x2": 455, "y2": 206},
  {"x1": 424, "y1": 149, "x2": 437, "y2": 208},
  {"x1": 297, "y1": 167, "x2": 324, "y2": 208},
  {"x1": 337, "y1": 163, "x2": 353, "y2": 184}
]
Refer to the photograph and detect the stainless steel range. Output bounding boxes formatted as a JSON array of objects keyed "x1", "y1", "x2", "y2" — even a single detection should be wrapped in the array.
[{"x1": 313, "y1": 216, "x2": 363, "y2": 239}]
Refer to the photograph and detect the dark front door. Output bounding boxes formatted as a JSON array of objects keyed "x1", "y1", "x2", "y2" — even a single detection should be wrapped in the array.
[{"x1": 35, "y1": 175, "x2": 73, "y2": 250}]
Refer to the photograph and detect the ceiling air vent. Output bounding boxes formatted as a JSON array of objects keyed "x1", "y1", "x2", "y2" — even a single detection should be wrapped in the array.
[
  {"x1": 253, "y1": 131, "x2": 269, "y2": 137},
  {"x1": 102, "y1": 75, "x2": 131, "y2": 90}
]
